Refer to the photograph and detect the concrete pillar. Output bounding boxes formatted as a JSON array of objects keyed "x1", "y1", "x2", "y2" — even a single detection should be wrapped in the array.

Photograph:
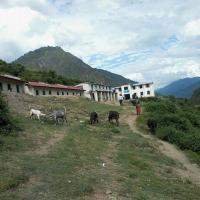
[
  {"x1": 100, "y1": 92, "x2": 103, "y2": 102},
  {"x1": 94, "y1": 91, "x2": 98, "y2": 102}
]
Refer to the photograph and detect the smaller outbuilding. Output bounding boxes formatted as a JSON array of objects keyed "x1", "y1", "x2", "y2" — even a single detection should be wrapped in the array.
[{"x1": 0, "y1": 74, "x2": 25, "y2": 94}]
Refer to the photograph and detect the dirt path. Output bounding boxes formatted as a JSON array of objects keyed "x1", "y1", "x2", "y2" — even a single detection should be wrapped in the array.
[{"x1": 123, "y1": 112, "x2": 200, "y2": 186}]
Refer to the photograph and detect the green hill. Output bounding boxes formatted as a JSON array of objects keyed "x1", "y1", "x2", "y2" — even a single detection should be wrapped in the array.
[
  {"x1": 14, "y1": 46, "x2": 136, "y2": 86},
  {"x1": 191, "y1": 87, "x2": 200, "y2": 104},
  {"x1": 157, "y1": 77, "x2": 200, "y2": 98}
]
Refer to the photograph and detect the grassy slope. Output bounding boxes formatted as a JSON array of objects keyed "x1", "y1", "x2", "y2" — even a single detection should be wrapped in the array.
[{"x1": 0, "y1": 96, "x2": 200, "y2": 199}]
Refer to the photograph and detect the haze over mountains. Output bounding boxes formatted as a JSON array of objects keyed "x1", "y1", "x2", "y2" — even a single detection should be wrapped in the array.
[
  {"x1": 14, "y1": 46, "x2": 136, "y2": 86},
  {"x1": 157, "y1": 77, "x2": 200, "y2": 98}
]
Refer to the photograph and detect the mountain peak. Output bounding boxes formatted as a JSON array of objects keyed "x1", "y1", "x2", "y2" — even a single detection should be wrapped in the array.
[{"x1": 13, "y1": 47, "x2": 135, "y2": 86}]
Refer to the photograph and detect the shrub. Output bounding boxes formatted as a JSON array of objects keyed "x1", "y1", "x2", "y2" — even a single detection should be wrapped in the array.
[
  {"x1": 181, "y1": 112, "x2": 200, "y2": 128},
  {"x1": 157, "y1": 127, "x2": 183, "y2": 145},
  {"x1": 145, "y1": 101, "x2": 177, "y2": 114},
  {"x1": 156, "y1": 114, "x2": 193, "y2": 132},
  {"x1": 0, "y1": 94, "x2": 14, "y2": 134}
]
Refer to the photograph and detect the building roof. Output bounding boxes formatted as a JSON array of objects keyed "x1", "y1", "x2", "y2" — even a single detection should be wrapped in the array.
[
  {"x1": 0, "y1": 74, "x2": 25, "y2": 82},
  {"x1": 28, "y1": 82, "x2": 84, "y2": 91},
  {"x1": 78, "y1": 82, "x2": 112, "y2": 87},
  {"x1": 132, "y1": 82, "x2": 153, "y2": 86}
]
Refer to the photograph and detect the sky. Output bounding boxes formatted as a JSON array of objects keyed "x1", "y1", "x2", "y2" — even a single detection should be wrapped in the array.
[{"x1": 0, "y1": 0, "x2": 200, "y2": 88}]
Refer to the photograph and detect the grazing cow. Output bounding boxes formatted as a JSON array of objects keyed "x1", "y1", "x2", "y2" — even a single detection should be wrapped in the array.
[
  {"x1": 147, "y1": 119, "x2": 157, "y2": 134},
  {"x1": 108, "y1": 111, "x2": 119, "y2": 126},
  {"x1": 90, "y1": 112, "x2": 99, "y2": 124},
  {"x1": 30, "y1": 108, "x2": 46, "y2": 120},
  {"x1": 47, "y1": 107, "x2": 67, "y2": 125}
]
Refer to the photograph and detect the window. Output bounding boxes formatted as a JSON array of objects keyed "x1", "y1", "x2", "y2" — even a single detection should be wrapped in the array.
[
  {"x1": 49, "y1": 90, "x2": 52, "y2": 95},
  {"x1": 7, "y1": 83, "x2": 12, "y2": 91},
  {"x1": 43, "y1": 90, "x2": 46, "y2": 95},
  {"x1": 0, "y1": 82, "x2": 3, "y2": 91},
  {"x1": 140, "y1": 85, "x2": 143, "y2": 89},
  {"x1": 146, "y1": 84, "x2": 150, "y2": 88},
  {"x1": 67, "y1": 92, "x2": 69, "y2": 95},
  {"x1": 57, "y1": 91, "x2": 60, "y2": 95},
  {"x1": 132, "y1": 86, "x2": 136, "y2": 89},
  {"x1": 119, "y1": 88, "x2": 122, "y2": 91},
  {"x1": 73, "y1": 92, "x2": 74, "y2": 96},
  {"x1": 36, "y1": 90, "x2": 39, "y2": 95},
  {"x1": 80, "y1": 93, "x2": 82, "y2": 96},
  {"x1": 124, "y1": 87, "x2": 128, "y2": 90},
  {"x1": 62, "y1": 91, "x2": 64, "y2": 95},
  {"x1": 147, "y1": 91, "x2": 150, "y2": 95},
  {"x1": 16, "y1": 85, "x2": 20, "y2": 93},
  {"x1": 140, "y1": 92, "x2": 143, "y2": 96}
]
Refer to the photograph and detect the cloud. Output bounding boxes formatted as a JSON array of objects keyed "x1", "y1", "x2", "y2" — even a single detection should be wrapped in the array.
[{"x1": 0, "y1": 0, "x2": 200, "y2": 87}]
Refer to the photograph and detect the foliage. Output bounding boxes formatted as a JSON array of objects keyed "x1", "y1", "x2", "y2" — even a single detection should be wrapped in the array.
[
  {"x1": 140, "y1": 97, "x2": 200, "y2": 153},
  {"x1": 0, "y1": 94, "x2": 13, "y2": 134}
]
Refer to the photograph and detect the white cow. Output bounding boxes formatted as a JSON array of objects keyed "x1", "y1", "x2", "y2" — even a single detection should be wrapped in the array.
[{"x1": 30, "y1": 109, "x2": 46, "y2": 120}]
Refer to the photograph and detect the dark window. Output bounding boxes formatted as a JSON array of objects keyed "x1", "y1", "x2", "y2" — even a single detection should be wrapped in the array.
[
  {"x1": 146, "y1": 84, "x2": 150, "y2": 88},
  {"x1": 73, "y1": 92, "x2": 74, "y2": 95},
  {"x1": 62, "y1": 91, "x2": 64, "y2": 95},
  {"x1": 147, "y1": 91, "x2": 150, "y2": 95},
  {"x1": 119, "y1": 88, "x2": 122, "y2": 91},
  {"x1": 140, "y1": 85, "x2": 143, "y2": 89},
  {"x1": 132, "y1": 86, "x2": 135, "y2": 89},
  {"x1": 43, "y1": 90, "x2": 46, "y2": 95},
  {"x1": 49, "y1": 90, "x2": 51, "y2": 95},
  {"x1": 67, "y1": 92, "x2": 69, "y2": 95},
  {"x1": 80, "y1": 93, "x2": 82, "y2": 96},
  {"x1": 7, "y1": 84, "x2": 12, "y2": 91},
  {"x1": 140, "y1": 92, "x2": 143, "y2": 96},
  {"x1": 0, "y1": 82, "x2": 3, "y2": 91},
  {"x1": 36, "y1": 90, "x2": 39, "y2": 95},
  {"x1": 16, "y1": 85, "x2": 20, "y2": 93},
  {"x1": 124, "y1": 87, "x2": 128, "y2": 90},
  {"x1": 57, "y1": 91, "x2": 59, "y2": 95}
]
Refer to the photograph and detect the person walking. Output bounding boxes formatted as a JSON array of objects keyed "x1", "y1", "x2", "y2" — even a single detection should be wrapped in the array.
[
  {"x1": 118, "y1": 94, "x2": 123, "y2": 106},
  {"x1": 135, "y1": 103, "x2": 141, "y2": 115}
]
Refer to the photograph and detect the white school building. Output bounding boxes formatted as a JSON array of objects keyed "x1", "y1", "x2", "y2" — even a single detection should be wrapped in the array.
[
  {"x1": 76, "y1": 82, "x2": 117, "y2": 102},
  {"x1": 115, "y1": 82, "x2": 155, "y2": 100}
]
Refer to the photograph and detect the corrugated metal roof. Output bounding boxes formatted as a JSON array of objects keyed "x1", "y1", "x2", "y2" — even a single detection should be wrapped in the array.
[{"x1": 29, "y1": 82, "x2": 84, "y2": 91}]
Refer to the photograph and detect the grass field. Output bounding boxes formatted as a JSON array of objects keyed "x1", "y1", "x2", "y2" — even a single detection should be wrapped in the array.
[{"x1": 0, "y1": 95, "x2": 200, "y2": 199}]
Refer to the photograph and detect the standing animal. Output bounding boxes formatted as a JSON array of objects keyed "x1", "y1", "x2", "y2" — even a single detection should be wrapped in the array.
[
  {"x1": 108, "y1": 111, "x2": 119, "y2": 126},
  {"x1": 147, "y1": 119, "x2": 157, "y2": 134},
  {"x1": 90, "y1": 112, "x2": 99, "y2": 124},
  {"x1": 30, "y1": 108, "x2": 46, "y2": 120},
  {"x1": 47, "y1": 107, "x2": 67, "y2": 125}
]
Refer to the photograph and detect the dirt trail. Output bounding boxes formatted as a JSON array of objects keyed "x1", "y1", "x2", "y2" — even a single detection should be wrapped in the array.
[{"x1": 123, "y1": 112, "x2": 200, "y2": 186}]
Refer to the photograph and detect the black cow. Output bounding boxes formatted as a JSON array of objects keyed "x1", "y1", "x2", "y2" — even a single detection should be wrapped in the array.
[
  {"x1": 90, "y1": 112, "x2": 99, "y2": 124},
  {"x1": 108, "y1": 111, "x2": 119, "y2": 126},
  {"x1": 147, "y1": 119, "x2": 157, "y2": 134}
]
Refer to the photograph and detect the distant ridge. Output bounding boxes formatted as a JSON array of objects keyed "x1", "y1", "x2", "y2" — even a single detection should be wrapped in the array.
[
  {"x1": 14, "y1": 46, "x2": 136, "y2": 86},
  {"x1": 157, "y1": 77, "x2": 200, "y2": 98}
]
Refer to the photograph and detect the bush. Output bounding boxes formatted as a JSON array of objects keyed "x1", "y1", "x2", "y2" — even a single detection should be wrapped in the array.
[
  {"x1": 156, "y1": 114, "x2": 193, "y2": 132},
  {"x1": 157, "y1": 127, "x2": 183, "y2": 145},
  {"x1": 145, "y1": 101, "x2": 177, "y2": 114},
  {"x1": 181, "y1": 112, "x2": 200, "y2": 128},
  {"x1": 0, "y1": 94, "x2": 13, "y2": 134}
]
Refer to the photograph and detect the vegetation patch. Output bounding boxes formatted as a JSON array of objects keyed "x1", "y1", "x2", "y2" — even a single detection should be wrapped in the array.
[{"x1": 139, "y1": 97, "x2": 200, "y2": 154}]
